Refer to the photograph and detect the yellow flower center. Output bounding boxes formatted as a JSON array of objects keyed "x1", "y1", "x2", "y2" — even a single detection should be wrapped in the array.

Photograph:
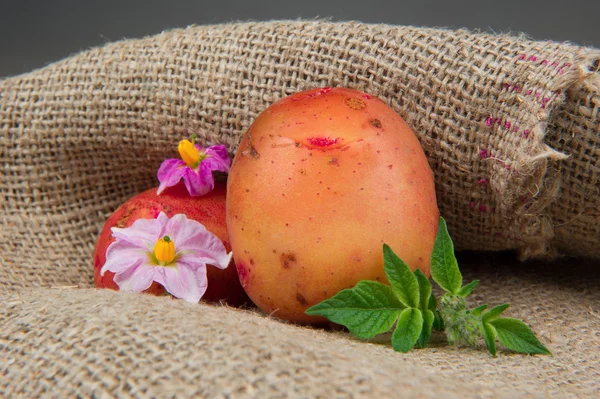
[
  {"x1": 154, "y1": 236, "x2": 176, "y2": 265},
  {"x1": 178, "y1": 139, "x2": 204, "y2": 168}
]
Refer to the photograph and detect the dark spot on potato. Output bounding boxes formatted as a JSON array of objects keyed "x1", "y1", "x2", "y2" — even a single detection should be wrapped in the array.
[
  {"x1": 370, "y1": 118, "x2": 382, "y2": 128},
  {"x1": 296, "y1": 293, "x2": 308, "y2": 306},
  {"x1": 245, "y1": 188, "x2": 250, "y2": 192},
  {"x1": 250, "y1": 258, "x2": 255, "y2": 265},
  {"x1": 328, "y1": 157, "x2": 339, "y2": 166},
  {"x1": 280, "y1": 252, "x2": 297, "y2": 269},
  {"x1": 161, "y1": 204, "x2": 173, "y2": 214},
  {"x1": 273, "y1": 249, "x2": 277, "y2": 254},
  {"x1": 376, "y1": 277, "x2": 381, "y2": 281},
  {"x1": 388, "y1": 164, "x2": 393, "y2": 170},
  {"x1": 241, "y1": 140, "x2": 260, "y2": 159},
  {"x1": 116, "y1": 205, "x2": 135, "y2": 228},
  {"x1": 345, "y1": 97, "x2": 366, "y2": 110}
]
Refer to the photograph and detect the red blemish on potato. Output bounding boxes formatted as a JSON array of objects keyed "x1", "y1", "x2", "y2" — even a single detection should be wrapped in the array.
[
  {"x1": 280, "y1": 252, "x2": 297, "y2": 269},
  {"x1": 237, "y1": 262, "x2": 250, "y2": 288},
  {"x1": 250, "y1": 258, "x2": 255, "y2": 265},
  {"x1": 318, "y1": 87, "x2": 332, "y2": 95},
  {"x1": 345, "y1": 97, "x2": 366, "y2": 110},
  {"x1": 296, "y1": 293, "x2": 308, "y2": 306},
  {"x1": 307, "y1": 137, "x2": 339, "y2": 147},
  {"x1": 388, "y1": 165, "x2": 393, "y2": 170}
]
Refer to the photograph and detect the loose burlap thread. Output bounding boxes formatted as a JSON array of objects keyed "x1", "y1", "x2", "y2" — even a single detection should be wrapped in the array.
[{"x1": 1, "y1": 21, "x2": 599, "y2": 397}]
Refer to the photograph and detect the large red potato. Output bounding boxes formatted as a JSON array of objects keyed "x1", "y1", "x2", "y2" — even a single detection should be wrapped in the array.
[
  {"x1": 94, "y1": 181, "x2": 249, "y2": 306},
  {"x1": 226, "y1": 87, "x2": 439, "y2": 323}
]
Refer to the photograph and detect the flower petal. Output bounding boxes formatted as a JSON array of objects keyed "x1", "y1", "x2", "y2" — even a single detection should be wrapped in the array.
[
  {"x1": 202, "y1": 145, "x2": 231, "y2": 173},
  {"x1": 110, "y1": 216, "x2": 164, "y2": 248},
  {"x1": 179, "y1": 251, "x2": 232, "y2": 271},
  {"x1": 182, "y1": 166, "x2": 213, "y2": 196},
  {"x1": 154, "y1": 264, "x2": 208, "y2": 303},
  {"x1": 113, "y1": 264, "x2": 157, "y2": 292},
  {"x1": 101, "y1": 240, "x2": 148, "y2": 275},
  {"x1": 157, "y1": 158, "x2": 187, "y2": 195},
  {"x1": 164, "y1": 213, "x2": 231, "y2": 269}
]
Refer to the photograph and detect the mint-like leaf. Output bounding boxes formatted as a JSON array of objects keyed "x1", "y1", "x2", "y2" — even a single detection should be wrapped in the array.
[
  {"x1": 472, "y1": 304, "x2": 488, "y2": 316},
  {"x1": 416, "y1": 309, "x2": 435, "y2": 349},
  {"x1": 430, "y1": 217, "x2": 462, "y2": 294},
  {"x1": 428, "y1": 293, "x2": 438, "y2": 312},
  {"x1": 305, "y1": 281, "x2": 405, "y2": 339},
  {"x1": 429, "y1": 295, "x2": 444, "y2": 331},
  {"x1": 482, "y1": 304, "x2": 510, "y2": 323},
  {"x1": 481, "y1": 321, "x2": 497, "y2": 356},
  {"x1": 414, "y1": 269, "x2": 432, "y2": 311},
  {"x1": 457, "y1": 280, "x2": 479, "y2": 297},
  {"x1": 392, "y1": 308, "x2": 423, "y2": 353},
  {"x1": 489, "y1": 318, "x2": 551, "y2": 355},
  {"x1": 383, "y1": 244, "x2": 419, "y2": 308}
]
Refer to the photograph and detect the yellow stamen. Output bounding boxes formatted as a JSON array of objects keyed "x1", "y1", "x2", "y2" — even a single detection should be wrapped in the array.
[
  {"x1": 178, "y1": 139, "x2": 201, "y2": 168},
  {"x1": 154, "y1": 236, "x2": 176, "y2": 265}
]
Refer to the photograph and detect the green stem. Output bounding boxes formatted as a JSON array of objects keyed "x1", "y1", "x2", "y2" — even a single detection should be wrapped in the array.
[{"x1": 439, "y1": 293, "x2": 482, "y2": 347}]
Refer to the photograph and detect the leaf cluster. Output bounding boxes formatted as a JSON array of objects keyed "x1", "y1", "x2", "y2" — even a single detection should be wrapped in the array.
[{"x1": 306, "y1": 218, "x2": 550, "y2": 356}]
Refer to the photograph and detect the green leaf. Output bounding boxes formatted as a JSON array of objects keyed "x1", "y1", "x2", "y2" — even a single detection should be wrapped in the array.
[
  {"x1": 472, "y1": 304, "x2": 488, "y2": 316},
  {"x1": 383, "y1": 244, "x2": 420, "y2": 308},
  {"x1": 481, "y1": 321, "x2": 497, "y2": 356},
  {"x1": 490, "y1": 318, "x2": 551, "y2": 355},
  {"x1": 305, "y1": 281, "x2": 405, "y2": 339},
  {"x1": 414, "y1": 269, "x2": 432, "y2": 311},
  {"x1": 457, "y1": 280, "x2": 479, "y2": 297},
  {"x1": 482, "y1": 304, "x2": 510, "y2": 323},
  {"x1": 428, "y1": 295, "x2": 444, "y2": 331},
  {"x1": 430, "y1": 217, "x2": 462, "y2": 294},
  {"x1": 416, "y1": 309, "x2": 435, "y2": 349},
  {"x1": 391, "y1": 308, "x2": 423, "y2": 353},
  {"x1": 428, "y1": 293, "x2": 438, "y2": 312}
]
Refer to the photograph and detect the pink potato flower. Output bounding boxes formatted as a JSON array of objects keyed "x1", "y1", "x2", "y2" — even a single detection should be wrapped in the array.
[
  {"x1": 157, "y1": 136, "x2": 231, "y2": 196},
  {"x1": 100, "y1": 212, "x2": 232, "y2": 303}
]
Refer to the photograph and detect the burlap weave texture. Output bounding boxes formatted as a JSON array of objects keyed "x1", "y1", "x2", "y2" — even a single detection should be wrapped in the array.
[
  {"x1": 1, "y1": 20, "x2": 599, "y2": 398},
  {"x1": 1, "y1": 21, "x2": 599, "y2": 290},
  {"x1": 1, "y1": 254, "x2": 598, "y2": 398}
]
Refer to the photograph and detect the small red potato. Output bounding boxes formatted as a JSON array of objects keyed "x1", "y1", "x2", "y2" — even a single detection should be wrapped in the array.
[{"x1": 94, "y1": 181, "x2": 248, "y2": 306}]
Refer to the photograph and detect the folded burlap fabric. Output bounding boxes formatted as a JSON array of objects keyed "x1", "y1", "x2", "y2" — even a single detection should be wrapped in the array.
[
  {"x1": 2, "y1": 255, "x2": 598, "y2": 398},
  {"x1": 1, "y1": 21, "x2": 599, "y2": 397}
]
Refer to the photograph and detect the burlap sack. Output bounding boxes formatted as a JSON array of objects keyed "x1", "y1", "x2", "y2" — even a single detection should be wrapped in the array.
[{"x1": 1, "y1": 21, "x2": 599, "y2": 397}]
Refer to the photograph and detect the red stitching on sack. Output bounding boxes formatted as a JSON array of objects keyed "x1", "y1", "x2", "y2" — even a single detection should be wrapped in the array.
[{"x1": 516, "y1": 54, "x2": 572, "y2": 74}]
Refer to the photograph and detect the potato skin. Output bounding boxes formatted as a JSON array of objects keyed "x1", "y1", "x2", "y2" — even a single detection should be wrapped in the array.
[
  {"x1": 93, "y1": 181, "x2": 249, "y2": 306},
  {"x1": 227, "y1": 87, "x2": 439, "y2": 323}
]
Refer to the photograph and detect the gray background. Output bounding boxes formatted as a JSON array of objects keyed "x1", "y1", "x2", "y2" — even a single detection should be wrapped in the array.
[{"x1": 1, "y1": 0, "x2": 599, "y2": 78}]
